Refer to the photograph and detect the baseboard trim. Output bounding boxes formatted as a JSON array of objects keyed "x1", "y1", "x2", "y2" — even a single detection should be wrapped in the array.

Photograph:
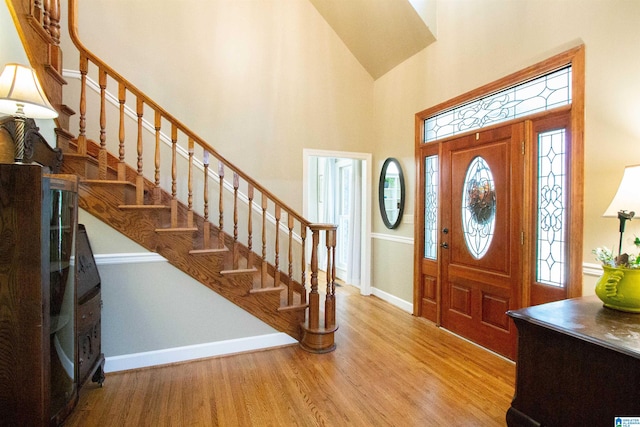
[
  {"x1": 104, "y1": 333, "x2": 298, "y2": 373},
  {"x1": 371, "y1": 287, "x2": 413, "y2": 313}
]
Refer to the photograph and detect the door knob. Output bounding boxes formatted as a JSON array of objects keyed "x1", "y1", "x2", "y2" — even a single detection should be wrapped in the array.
[{"x1": 440, "y1": 242, "x2": 449, "y2": 249}]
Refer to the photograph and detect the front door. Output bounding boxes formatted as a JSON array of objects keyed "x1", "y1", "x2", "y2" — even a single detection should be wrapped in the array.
[{"x1": 439, "y1": 123, "x2": 524, "y2": 359}]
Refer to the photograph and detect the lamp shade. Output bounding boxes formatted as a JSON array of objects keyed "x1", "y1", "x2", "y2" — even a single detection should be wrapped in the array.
[
  {"x1": 603, "y1": 164, "x2": 640, "y2": 217},
  {"x1": 0, "y1": 63, "x2": 58, "y2": 119}
]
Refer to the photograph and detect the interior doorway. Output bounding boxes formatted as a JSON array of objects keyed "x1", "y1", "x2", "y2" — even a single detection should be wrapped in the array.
[{"x1": 303, "y1": 149, "x2": 372, "y2": 295}]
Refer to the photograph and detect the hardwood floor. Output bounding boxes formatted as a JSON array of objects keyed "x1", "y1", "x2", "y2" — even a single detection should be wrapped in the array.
[{"x1": 65, "y1": 284, "x2": 515, "y2": 426}]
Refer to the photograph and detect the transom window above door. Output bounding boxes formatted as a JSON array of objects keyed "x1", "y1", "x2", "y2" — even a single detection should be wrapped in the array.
[{"x1": 423, "y1": 66, "x2": 572, "y2": 143}]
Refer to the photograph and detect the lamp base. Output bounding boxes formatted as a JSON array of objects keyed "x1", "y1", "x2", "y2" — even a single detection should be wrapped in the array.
[{"x1": 13, "y1": 114, "x2": 25, "y2": 163}]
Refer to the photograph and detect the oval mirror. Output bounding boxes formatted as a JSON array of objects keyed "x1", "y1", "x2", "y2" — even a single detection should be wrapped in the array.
[{"x1": 378, "y1": 157, "x2": 405, "y2": 229}]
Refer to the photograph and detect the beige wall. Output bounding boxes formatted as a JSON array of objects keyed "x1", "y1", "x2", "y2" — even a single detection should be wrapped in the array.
[
  {"x1": 59, "y1": 0, "x2": 640, "y2": 309},
  {"x1": 64, "y1": 0, "x2": 374, "y2": 210},
  {"x1": 372, "y1": 0, "x2": 640, "y2": 298}
]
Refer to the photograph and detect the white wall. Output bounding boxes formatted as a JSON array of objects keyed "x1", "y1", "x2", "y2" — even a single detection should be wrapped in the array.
[{"x1": 79, "y1": 210, "x2": 295, "y2": 372}]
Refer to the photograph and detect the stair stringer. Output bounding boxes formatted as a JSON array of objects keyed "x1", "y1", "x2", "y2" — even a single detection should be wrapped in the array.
[{"x1": 74, "y1": 169, "x2": 307, "y2": 341}]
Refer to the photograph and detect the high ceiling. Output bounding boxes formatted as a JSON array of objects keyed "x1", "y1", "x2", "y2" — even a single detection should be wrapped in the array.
[{"x1": 308, "y1": 0, "x2": 436, "y2": 80}]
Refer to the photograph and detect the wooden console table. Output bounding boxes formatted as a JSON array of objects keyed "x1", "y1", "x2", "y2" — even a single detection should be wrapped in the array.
[{"x1": 507, "y1": 296, "x2": 640, "y2": 426}]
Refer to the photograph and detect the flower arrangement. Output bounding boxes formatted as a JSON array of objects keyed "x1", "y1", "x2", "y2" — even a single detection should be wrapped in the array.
[
  {"x1": 466, "y1": 179, "x2": 496, "y2": 225},
  {"x1": 593, "y1": 237, "x2": 640, "y2": 269}
]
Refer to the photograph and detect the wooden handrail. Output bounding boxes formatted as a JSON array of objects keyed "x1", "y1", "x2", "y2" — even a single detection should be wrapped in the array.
[
  {"x1": 67, "y1": 0, "x2": 308, "y2": 228},
  {"x1": 66, "y1": 0, "x2": 337, "y2": 352}
]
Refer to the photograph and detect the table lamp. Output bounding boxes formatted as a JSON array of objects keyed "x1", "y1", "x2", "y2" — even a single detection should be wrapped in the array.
[
  {"x1": 603, "y1": 164, "x2": 640, "y2": 256},
  {"x1": 0, "y1": 63, "x2": 58, "y2": 162}
]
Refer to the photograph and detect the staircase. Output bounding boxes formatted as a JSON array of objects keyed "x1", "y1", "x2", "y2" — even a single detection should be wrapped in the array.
[{"x1": 8, "y1": 0, "x2": 338, "y2": 353}]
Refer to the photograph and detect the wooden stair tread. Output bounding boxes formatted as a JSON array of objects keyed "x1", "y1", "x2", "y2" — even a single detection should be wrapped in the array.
[
  {"x1": 64, "y1": 152, "x2": 99, "y2": 162},
  {"x1": 119, "y1": 204, "x2": 170, "y2": 210},
  {"x1": 249, "y1": 285, "x2": 286, "y2": 294},
  {"x1": 81, "y1": 179, "x2": 133, "y2": 186},
  {"x1": 189, "y1": 247, "x2": 229, "y2": 255},
  {"x1": 277, "y1": 303, "x2": 309, "y2": 312},
  {"x1": 155, "y1": 227, "x2": 199, "y2": 233},
  {"x1": 220, "y1": 267, "x2": 258, "y2": 276}
]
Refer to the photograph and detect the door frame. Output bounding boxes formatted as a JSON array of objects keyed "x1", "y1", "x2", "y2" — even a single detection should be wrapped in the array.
[
  {"x1": 413, "y1": 45, "x2": 585, "y2": 336},
  {"x1": 303, "y1": 148, "x2": 373, "y2": 295}
]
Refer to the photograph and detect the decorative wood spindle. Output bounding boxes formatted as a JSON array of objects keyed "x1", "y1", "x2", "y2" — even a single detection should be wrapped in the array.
[
  {"x1": 308, "y1": 229, "x2": 320, "y2": 330},
  {"x1": 247, "y1": 184, "x2": 254, "y2": 268},
  {"x1": 232, "y1": 173, "x2": 239, "y2": 268},
  {"x1": 46, "y1": 0, "x2": 61, "y2": 47},
  {"x1": 170, "y1": 124, "x2": 178, "y2": 227},
  {"x1": 187, "y1": 138, "x2": 194, "y2": 228},
  {"x1": 153, "y1": 111, "x2": 162, "y2": 204},
  {"x1": 261, "y1": 194, "x2": 268, "y2": 288},
  {"x1": 77, "y1": 55, "x2": 88, "y2": 155},
  {"x1": 203, "y1": 150, "x2": 210, "y2": 248},
  {"x1": 117, "y1": 83, "x2": 126, "y2": 181},
  {"x1": 218, "y1": 162, "x2": 225, "y2": 249},
  {"x1": 300, "y1": 226, "x2": 307, "y2": 304},
  {"x1": 325, "y1": 228, "x2": 337, "y2": 329},
  {"x1": 33, "y1": 0, "x2": 44, "y2": 24},
  {"x1": 98, "y1": 68, "x2": 107, "y2": 179},
  {"x1": 274, "y1": 205, "x2": 281, "y2": 287},
  {"x1": 135, "y1": 97, "x2": 144, "y2": 204},
  {"x1": 42, "y1": 0, "x2": 50, "y2": 33},
  {"x1": 287, "y1": 214, "x2": 294, "y2": 305}
]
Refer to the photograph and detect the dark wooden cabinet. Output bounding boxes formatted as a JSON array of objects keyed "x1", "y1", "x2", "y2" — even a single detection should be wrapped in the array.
[
  {"x1": 507, "y1": 296, "x2": 640, "y2": 426},
  {"x1": 76, "y1": 223, "x2": 105, "y2": 387},
  {"x1": 0, "y1": 164, "x2": 79, "y2": 426}
]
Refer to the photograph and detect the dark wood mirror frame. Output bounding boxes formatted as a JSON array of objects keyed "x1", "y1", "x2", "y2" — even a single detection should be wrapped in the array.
[{"x1": 378, "y1": 157, "x2": 405, "y2": 229}]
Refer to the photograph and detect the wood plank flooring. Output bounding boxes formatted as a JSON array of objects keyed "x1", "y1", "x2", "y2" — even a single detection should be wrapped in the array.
[{"x1": 65, "y1": 284, "x2": 515, "y2": 426}]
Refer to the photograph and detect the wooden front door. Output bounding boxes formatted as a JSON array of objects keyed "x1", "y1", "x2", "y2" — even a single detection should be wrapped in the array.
[{"x1": 439, "y1": 123, "x2": 524, "y2": 359}]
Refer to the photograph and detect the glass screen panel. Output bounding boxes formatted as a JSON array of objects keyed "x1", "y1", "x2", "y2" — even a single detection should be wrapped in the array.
[
  {"x1": 424, "y1": 155, "x2": 439, "y2": 260},
  {"x1": 536, "y1": 129, "x2": 567, "y2": 287},
  {"x1": 462, "y1": 157, "x2": 496, "y2": 259}
]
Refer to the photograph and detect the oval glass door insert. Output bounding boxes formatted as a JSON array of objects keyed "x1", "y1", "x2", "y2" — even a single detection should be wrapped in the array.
[{"x1": 462, "y1": 156, "x2": 496, "y2": 259}]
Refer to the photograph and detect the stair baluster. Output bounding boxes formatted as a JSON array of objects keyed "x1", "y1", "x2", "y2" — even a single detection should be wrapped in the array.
[
  {"x1": 261, "y1": 194, "x2": 268, "y2": 288},
  {"x1": 135, "y1": 97, "x2": 144, "y2": 204},
  {"x1": 118, "y1": 83, "x2": 126, "y2": 180},
  {"x1": 218, "y1": 161, "x2": 225, "y2": 249},
  {"x1": 288, "y1": 214, "x2": 294, "y2": 305},
  {"x1": 98, "y1": 67, "x2": 107, "y2": 179},
  {"x1": 274, "y1": 205, "x2": 281, "y2": 289},
  {"x1": 77, "y1": 55, "x2": 87, "y2": 155},
  {"x1": 247, "y1": 184, "x2": 254, "y2": 269},
  {"x1": 153, "y1": 111, "x2": 162, "y2": 203},
  {"x1": 232, "y1": 173, "x2": 240, "y2": 269},
  {"x1": 203, "y1": 150, "x2": 210, "y2": 248},
  {"x1": 170, "y1": 124, "x2": 178, "y2": 227},
  {"x1": 187, "y1": 138, "x2": 194, "y2": 228}
]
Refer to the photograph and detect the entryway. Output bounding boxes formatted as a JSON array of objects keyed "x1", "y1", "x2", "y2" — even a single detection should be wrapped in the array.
[
  {"x1": 303, "y1": 149, "x2": 372, "y2": 295},
  {"x1": 414, "y1": 46, "x2": 585, "y2": 359}
]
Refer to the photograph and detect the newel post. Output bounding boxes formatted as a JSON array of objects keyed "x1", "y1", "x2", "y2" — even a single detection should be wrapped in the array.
[{"x1": 300, "y1": 224, "x2": 338, "y2": 353}]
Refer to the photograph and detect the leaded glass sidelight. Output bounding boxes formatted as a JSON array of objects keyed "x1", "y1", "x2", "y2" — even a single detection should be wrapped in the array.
[
  {"x1": 536, "y1": 129, "x2": 567, "y2": 287},
  {"x1": 462, "y1": 157, "x2": 496, "y2": 259},
  {"x1": 424, "y1": 66, "x2": 572, "y2": 143},
  {"x1": 424, "y1": 155, "x2": 439, "y2": 260}
]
